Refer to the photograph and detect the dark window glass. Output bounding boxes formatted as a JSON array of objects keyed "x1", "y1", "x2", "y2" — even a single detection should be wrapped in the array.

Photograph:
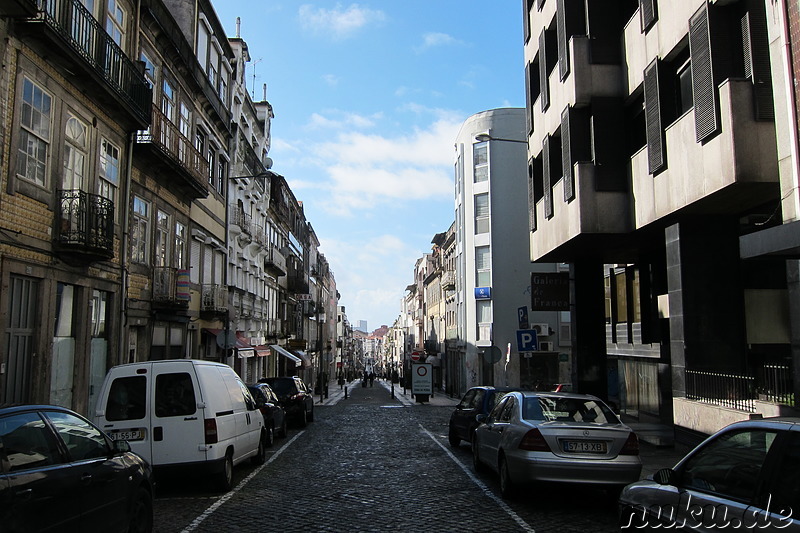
[
  {"x1": 529, "y1": 396, "x2": 618, "y2": 423},
  {"x1": 106, "y1": 376, "x2": 147, "y2": 421},
  {"x1": 500, "y1": 398, "x2": 516, "y2": 421},
  {"x1": 0, "y1": 412, "x2": 62, "y2": 472},
  {"x1": 768, "y1": 433, "x2": 800, "y2": 516},
  {"x1": 471, "y1": 390, "x2": 485, "y2": 409},
  {"x1": 458, "y1": 390, "x2": 476, "y2": 409},
  {"x1": 155, "y1": 373, "x2": 196, "y2": 418},
  {"x1": 46, "y1": 411, "x2": 109, "y2": 460},
  {"x1": 680, "y1": 429, "x2": 777, "y2": 501}
]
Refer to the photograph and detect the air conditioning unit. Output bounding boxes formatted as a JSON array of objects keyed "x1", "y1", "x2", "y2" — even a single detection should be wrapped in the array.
[
  {"x1": 531, "y1": 323, "x2": 550, "y2": 336},
  {"x1": 539, "y1": 341, "x2": 554, "y2": 351}
]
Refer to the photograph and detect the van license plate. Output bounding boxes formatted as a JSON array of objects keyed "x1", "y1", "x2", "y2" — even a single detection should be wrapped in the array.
[
  {"x1": 563, "y1": 441, "x2": 606, "y2": 453},
  {"x1": 108, "y1": 429, "x2": 144, "y2": 441}
]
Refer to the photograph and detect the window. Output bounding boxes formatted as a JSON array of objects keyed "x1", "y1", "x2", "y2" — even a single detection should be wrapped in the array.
[
  {"x1": 217, "y1": 158, "x2": 227, "y2": 195},
  {"x1": 473, "y1": 142, "x2": 488, "y2": 182},
  {"x1": 17, "y1": 78, "x2": 52, "y2": 186},
  {"x1": 206, "y1": 144, "x2": 215, "y2": 184},
  {"x1": 105, "y1": 0, "x2": 126, "y2": 46},
  {"x1": 475, "y1": 246, "x2": 491, "y2": 287},
  {"x1": 197, "y1": 21, "x2": 209, "y2": 73},
  {"x1": 174, "y1": 221, "x2": 186, "y2": 268},
  {"x1": 0, "y1": 412, "x2": 61, "y2": 471},
  {"x1": 162, "y1": 79, "x2": 175, "y2": 123},
  {"x1": 676, "y1": 59, "x2": 693, "y2": 117},
  {"x1": 218, "y1": 74, "x2": 228, "y2": 105},
  {"x1": 98, "y1": 138, "x2": 120, "y2": 206},
  {"x1": 154, "y1": 210, "x2": 170, "y2": 267},
  {"x1": 155, "y1": 373, "x2": 196, "y2": 418},
  {"x1": 140, "y1": 51, "x2": 156, "y2": 89},
  {"x1": 62, "y1": 115, "x2": 88, "y2": 190},
  {"x1": 131, "y1": 196, "x2": 150, "y2": 264},
  {"x1": 474, "y1": 193, "x2": 489, "y2": 234},
  {"x1": 105, "y1": 376, "x2": 146, "y2": 421},
  {"x1": 47, "y1": 411, "x2": 109, "y2": 460}
]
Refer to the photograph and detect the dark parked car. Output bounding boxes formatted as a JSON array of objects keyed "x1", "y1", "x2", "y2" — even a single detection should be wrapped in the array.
[
  {"x1": 618, "y1": 417, "x2": 800, "y2": 531},
  {"x1": 261, "y1": 376, "x2": 314, "y2": 427},
  {"x1": 448, "y1": 386, "x2": 518, "y2": 447},
  {"x1": 248, "y1": 382, "x2": 287, "y2": 444},
  {"x1": 472, "y1": 391, "x2": 642, "y2": 498},
  {"x1": 0, "y1": 404, "x2": 154, "y2": 532}
]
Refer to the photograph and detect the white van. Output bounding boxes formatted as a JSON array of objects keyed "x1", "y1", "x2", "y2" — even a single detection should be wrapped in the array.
[{"x1": 93, "y1": 359, "x2": 267, "y2": 491}]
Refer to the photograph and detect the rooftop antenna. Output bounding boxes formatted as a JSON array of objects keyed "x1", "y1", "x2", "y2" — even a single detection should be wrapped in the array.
[
  {"x1": 236, "y1": 17, "x2": 241, "y2": 38},
  {"x1": 251, "y1": 58, "x2": 262, "y2": 100}
]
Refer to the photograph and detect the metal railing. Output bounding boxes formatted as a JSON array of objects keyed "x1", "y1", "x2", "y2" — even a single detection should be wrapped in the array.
[
  {"x1": 56, "y1": 189, "x2": 114, "y2": 255},
  {"x1": 200, "y1": 284, "x2": 227, "y2": 312},
  {"x1": 230, "y1": 206, "x2": 252, "y2": 236},
  {"x1": 686, "y1": 369, "x2": 755, "y2": 412},
  {"x1": 756, "y1": 364, "x2": 794, "y2": 405},
  {"x1": 32, "y1": 0, "x2": 151, "y2": 124}
]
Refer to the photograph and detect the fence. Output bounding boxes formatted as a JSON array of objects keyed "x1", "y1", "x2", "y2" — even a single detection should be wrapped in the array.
[{"x1": 685, "y1": 370, "x2": 755, "y2": 412}]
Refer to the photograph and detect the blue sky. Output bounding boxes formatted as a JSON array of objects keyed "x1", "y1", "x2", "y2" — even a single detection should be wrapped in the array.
[{"x1": 211, "y1": 2, "x2": 524, "y2": 331}]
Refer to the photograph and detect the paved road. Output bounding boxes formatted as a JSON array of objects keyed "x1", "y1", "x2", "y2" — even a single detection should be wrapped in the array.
[{"x1": 152, "y1": 379, "x2": 684, "y2": 532}]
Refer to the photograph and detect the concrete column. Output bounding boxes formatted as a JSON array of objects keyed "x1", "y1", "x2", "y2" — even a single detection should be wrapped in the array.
[{"x1": 570, "y1": 261, "x2": 608, "y2": 399}]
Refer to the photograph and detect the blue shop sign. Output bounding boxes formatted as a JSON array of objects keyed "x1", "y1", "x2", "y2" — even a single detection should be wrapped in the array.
[{"x1": 474, "y1": 287, "x2": 492, "y2": 300}]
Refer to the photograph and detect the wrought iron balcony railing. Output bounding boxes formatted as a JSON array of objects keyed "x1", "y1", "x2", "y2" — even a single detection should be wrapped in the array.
[
  {"x1": 55, "y1": 189, "x2": 114, "y2": 261},
  {"x1": 230, "y1": 206, "x2": 253, "y2": 236},
  {"x1": 24, "y1": 0, "x2": 151, "y2": 126},
  {"x1": 136, "y1": 106, "x2": 209, "y2": 197},
  {"x1": 265, "y1": 245, "x2": 286, "y2": 277},
  {"x1": 201, "y1": 284, "x2": 228, "y2": 313},
  {"x1": 152, "y1": 266, "x2": 190, "y2": 307}
]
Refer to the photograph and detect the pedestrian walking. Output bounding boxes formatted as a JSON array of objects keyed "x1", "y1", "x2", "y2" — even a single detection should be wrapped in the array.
[{"x1": 369, "y1": 372, "x2": 375, "y2": 387}]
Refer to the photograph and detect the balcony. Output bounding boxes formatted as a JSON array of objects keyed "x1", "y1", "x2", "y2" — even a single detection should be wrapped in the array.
[
  {"x1": 441, "y1": 271, "x2": 455, "y2": 290},
  {"x1": 152, "y1": 267, "x2": 190, "y2": 308},
  {"x1": 200, "y1": 284, "x2": 228, "y2": 313},
  {"x1": 54, "y1": 189, "x2": 114, "y2": 264},
  {"x1": 288, "y1": 275, "x2": 309, "y2": 294},
  {"x1": 230, "y1": 206, "x2": 252, "y2": 239},
  {"x1": 135, "y1": 106, "x2": 209, "y2": 199},
  {"x1": 265, "y1": 245, "x2": 287, "y2": 277},
  {"x1": 15, "y1": 0, "x2": 151, "y2": 129}
]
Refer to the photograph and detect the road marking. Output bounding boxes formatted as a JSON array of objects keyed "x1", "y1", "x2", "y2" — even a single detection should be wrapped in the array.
[
  {"x1": 181, "y1": 431, "x2": 304, "y2": 532},
  {"x1": 419, "y1": 424, "x2": 536, "y2": 533}
]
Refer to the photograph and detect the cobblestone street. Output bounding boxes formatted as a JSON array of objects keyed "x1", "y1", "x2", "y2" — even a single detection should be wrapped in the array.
[{"x1": 153, "y1": 380, "x2": 675, "y2": 532}]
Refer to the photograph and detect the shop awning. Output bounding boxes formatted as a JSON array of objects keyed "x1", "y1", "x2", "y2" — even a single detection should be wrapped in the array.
[
  {"x1": 235, "y1": 333, "x2": 255, "y2": 358},
  {"x1": 271, "y1": 344, "x2": 301, "y2": 364},
  {"x1": 254, "y1": 345, "x2": 271, "y2": 357},
  {"x1": 292, "y1": 350, "x2": 312, "y2": 367}
]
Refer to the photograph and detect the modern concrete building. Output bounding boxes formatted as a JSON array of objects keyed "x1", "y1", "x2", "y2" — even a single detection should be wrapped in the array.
[
  {"x1": 524, "y1": 0, "x2": 797, "y2": 442},
  {"x1": 453, "y1": 108, "x2": 567, "y2": 392}
]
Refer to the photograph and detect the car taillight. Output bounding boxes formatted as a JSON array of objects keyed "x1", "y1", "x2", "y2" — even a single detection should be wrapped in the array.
[
  {"x1": 620, "y1": 432, "x2": 639, "y2": 455},
  {"x1": 519, "y1": 428, "x2": 550, "y2": 451},
  {"x1": 204, "y1": 418, "x2": 218, "y2": 444}
]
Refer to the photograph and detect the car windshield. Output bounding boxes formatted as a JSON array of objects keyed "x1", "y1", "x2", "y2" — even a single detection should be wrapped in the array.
[
  {"x1": 265, "y1": 379, "x2": 296, "y2": 396},
  {"x1": 523, "y1": 396, "x2": 619, "y2": 424}
]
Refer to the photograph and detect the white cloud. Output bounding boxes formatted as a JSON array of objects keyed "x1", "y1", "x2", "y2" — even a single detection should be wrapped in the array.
[
  {"x1": 305, "y1": 110, "x2": 380, "y2": 131},
  {"x1": 414, "y1": 32, "x2": 465, "y2": 53},
  {"x1": 322, "y1": 74, "x2": 340, "y2": 86},
  {"x1": 298, "y1": 4, "x2": 386, "y2": 40}
]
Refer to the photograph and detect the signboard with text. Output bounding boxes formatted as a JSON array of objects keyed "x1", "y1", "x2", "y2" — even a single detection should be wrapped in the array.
[
  {"x1": 474, "y1": 287, "x2": 492, "y2": 300},
  {"x1": 530, "y1": 272, "x2": 569, "y2": 311},
  {"x1": 411, "y1": 363, "x2": 433, "y2": 395}
]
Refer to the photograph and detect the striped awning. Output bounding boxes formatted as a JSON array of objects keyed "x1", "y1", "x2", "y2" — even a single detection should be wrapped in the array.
[{"x1": 271, "y1": 344, "x2": 300, "y2": 364}]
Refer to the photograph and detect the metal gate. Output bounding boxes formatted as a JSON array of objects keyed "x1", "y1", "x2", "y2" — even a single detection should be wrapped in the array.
[{"x1": 3, "y1": 275, "x2": 39, "y2": 404}]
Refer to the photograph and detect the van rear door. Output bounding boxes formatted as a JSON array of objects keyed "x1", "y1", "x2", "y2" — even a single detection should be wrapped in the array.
[
  {"x1": 151, "y1": 367, "x2": 206, "y2": 466},
  {"x1": 95, "y1": 367, "x2": 150, "y2": 463}
]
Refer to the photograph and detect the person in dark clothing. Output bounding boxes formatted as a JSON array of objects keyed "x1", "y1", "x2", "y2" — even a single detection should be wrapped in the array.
[{"x1": 368, "y1": 372, "x2": 375, "y2": 387}]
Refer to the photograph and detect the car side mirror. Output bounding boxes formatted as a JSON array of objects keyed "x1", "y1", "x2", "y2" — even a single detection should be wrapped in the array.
[
  {"x1": 112, "y1": 439, "x2": 131, "y2": 454},
  {"x1": 476, "y1": 414, "x2": 488, "y2": 424},
  {"x1": 654, "y1": 468, "x2": 677, "y2": 486}
]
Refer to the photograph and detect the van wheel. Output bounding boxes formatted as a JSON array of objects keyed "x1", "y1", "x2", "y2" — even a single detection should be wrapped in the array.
[
  {"x1": 128, "y1": 487, "x2": 153, "y2": 533},
  {"x1": 216, "y1": 452, "x2": 234, "y2": 492}
]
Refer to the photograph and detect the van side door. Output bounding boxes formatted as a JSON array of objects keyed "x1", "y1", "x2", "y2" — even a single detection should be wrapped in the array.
[{"x1": 151, "y1": 369, "x2": 206, "y2": 466}]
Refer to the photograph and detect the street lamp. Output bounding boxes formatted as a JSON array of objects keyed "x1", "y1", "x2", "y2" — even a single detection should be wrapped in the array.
[{"x1": 474, "y1": 132, "x2": 528, "y2": 144}]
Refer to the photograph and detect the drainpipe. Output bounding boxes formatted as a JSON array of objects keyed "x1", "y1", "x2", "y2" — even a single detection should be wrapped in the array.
[{"x1": 118, "y1": 132, "x2": 135, "y2": 366}]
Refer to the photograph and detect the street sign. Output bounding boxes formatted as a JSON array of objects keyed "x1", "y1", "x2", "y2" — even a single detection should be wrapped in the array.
[
  {"x1": 518, "y1": 306, "x2": 529, "y2": 330},
  {"x1": 410, "y1": 351, "x2": 422, "y2": 361},
  {"x1": 295, "y1": 293, "x2": 312, "y2": 301},
  {"x1": 411, "y1": 363, "x2": 432, "y2": 395},
  {"x1": 482, "y1": 346, "x2": 502, "y2": 364},
  {"x1": 516, "y1": 329, "x2": 539, "y2": 352},
  {"x1": 216, "y1": 330, "x2": 237, "y2": 350}
]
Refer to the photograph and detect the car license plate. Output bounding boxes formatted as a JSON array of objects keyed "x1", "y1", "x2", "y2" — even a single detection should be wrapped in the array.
[
  {"x1": 562, "y1": 440, "x2": 606, "y2": 453},
  {"x1": 108, "y1": 429, "x2": 144, "y2": 441}
]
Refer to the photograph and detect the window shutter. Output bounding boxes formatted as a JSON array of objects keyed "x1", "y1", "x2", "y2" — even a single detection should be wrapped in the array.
[
  {"x1": 556, "y1": 0, "x2": 570, "y2": 81},
  {"x1": 525, "y1": 62, "x2": 533, "y2": 134},
  {"x1": 741, "y1": 7, "x2": 773, "y2": 121},
  {"x1": 190, "y1": 240, "x2": 200, "y2": 284},
  {"x1": 203, "y1": 244, "x2": 212, "y2": 284},
  {"x1": 528, "y1": 157, "x2": 537, "y2": 231},
  {"x1": 539, "y1": 30, "x2": 550, "y2": 111},
  {"x1": 561, "y1": 106, "x2": 574, "y2": 202},
  {"x1": 543, "y1": 135, "x2": 554, "y2": 219},
  {"x1": 523, "y1": 0, "x2": 531, "y2": 43},
  {"x1": 639, "y1": 0, "x2": 657, "y2": 33},
  {"x1": 644, "y1": 58, "x2": 666, "y2": 174},
  {"x1": 690, "y1": 2, "x2": 719, "y2": 142}
]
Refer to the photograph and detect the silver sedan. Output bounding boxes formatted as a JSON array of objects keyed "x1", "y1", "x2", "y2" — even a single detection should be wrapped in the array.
[{"x1": 472, "y1": 391, "x2": 642, "y2": 498}]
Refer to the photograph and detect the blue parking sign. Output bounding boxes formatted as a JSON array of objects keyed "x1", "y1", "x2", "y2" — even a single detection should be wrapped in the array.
[{"x1": 516, "y1": 329, "x2": 539, "y2": 352}]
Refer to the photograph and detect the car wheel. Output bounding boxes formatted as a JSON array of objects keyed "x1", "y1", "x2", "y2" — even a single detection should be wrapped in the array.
[
  {"x1": 472, "y1": 437, "x2": 485, "y2": 473},
  {"x1": 299, "y1": 408, "x2": 308, "y2": 428},
  {"x1": 278, "y1": 418, "x2": 288, "y2": 438},
  {"x1": 216, "y1": 451, "x2": 234, "y2": 492},
  {"x1": 308, "y1": 405, "x2": 314, "y2": 422},
  {"x1": 499, "y1": 455, "x2": 515, "y2": 499},
  {"x1": 448, "y1": 426, "x2": 461, "y2": 447},
  {"x1": 128, "y1": 487, "x2": 153, "y2": 533},
  {"x1": 265, "y1": 424, "x2": 275, "y2": 448},
  {"x1": 251, "y1": 433, "x2": 266, "y2": 465}
]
